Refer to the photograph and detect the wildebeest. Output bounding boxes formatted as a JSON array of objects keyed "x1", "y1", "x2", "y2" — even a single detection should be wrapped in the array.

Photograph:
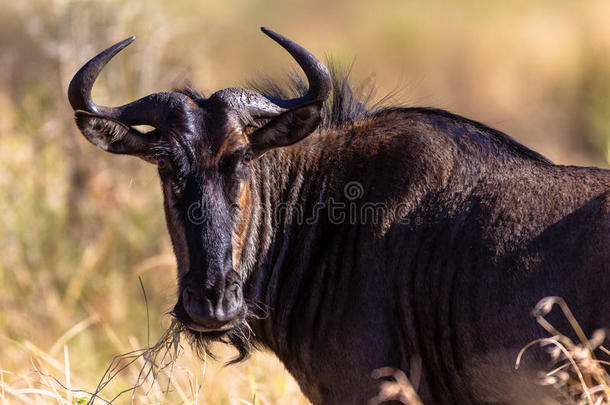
[{"x1": 68, "y1": 28, "x2": 609, "y2": 404}]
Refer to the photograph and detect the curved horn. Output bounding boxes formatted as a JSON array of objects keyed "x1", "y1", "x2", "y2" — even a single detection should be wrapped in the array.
[
  {"x1": 68, "y1": 37, "x2": 183, "y2": 127},
  {"x1": 211, "y1": 28, "x2": 331, "y2": 119},
  {"x1": 260, "y1": 27, "x2": 331, "y2": 108},
  {"x1": 68, "y1": 37, "x2": 135, "y2": 114},
  {"x1": 211, "y1": 28, "x2": 332, "y2": 121}
]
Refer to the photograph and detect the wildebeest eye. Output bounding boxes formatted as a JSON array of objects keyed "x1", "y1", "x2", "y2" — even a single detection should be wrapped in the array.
[
  {"x1": 242, "y1": 153, "x2": 252, "y2": 166},
  {"x1": 157, "y1": 158, "x2": 169, "y2": 169}
]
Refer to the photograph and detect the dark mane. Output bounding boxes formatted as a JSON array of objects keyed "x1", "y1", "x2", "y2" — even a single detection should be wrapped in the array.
[
  {"x1": 248, "y1": 61, "x2": 551, "y2": 164},
  {"x1": 248, "y1": 60, "x2": 377, "y2": 129}
]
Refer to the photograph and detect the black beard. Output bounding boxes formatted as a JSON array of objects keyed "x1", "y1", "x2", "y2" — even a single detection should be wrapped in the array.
[{"x1": 175, "y1": 316, "x2": 255, "y2": 365}]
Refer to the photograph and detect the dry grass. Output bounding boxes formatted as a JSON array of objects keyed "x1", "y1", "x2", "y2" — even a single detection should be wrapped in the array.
[
  {"x1": 0, "y1": 318, "x2": 307, "y2": 404},
  {"x1": 516, "y1": 297, "x2": 610, "y2": 405},
  {"x1": 2, "y1": 297, "x2": 608, "y2": 404}
]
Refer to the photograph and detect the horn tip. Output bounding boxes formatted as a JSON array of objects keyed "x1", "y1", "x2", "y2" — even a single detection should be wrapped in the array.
[
  {"x1": 260, "y1": 27, "x2": 292, "y2": 49},
  {"x1": 260, "y1": 27, "x2": 279, "y2": 39},
  {"x1": 106, "y1": 36, "x2": 136, "y2": 55},
  {"x1": 122, "y1": 36, "x2": 136, "y2": 47}
]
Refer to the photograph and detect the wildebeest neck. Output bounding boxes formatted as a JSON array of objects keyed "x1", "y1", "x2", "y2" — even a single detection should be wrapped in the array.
[
  {"x1": 233, "y1": 110, "x2": 609, "y2": 403},
  {"x1": 234, "y1": 117, "x2": 459, "y2": 357}
]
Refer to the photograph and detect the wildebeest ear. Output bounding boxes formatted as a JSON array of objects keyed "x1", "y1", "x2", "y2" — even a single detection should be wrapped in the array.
[
  {"x1": 74, "y1": 111, "x2": 156, "y2": 162},
  {"x1": 248, "y1": 101, "x2": 323, "y2": 155}
]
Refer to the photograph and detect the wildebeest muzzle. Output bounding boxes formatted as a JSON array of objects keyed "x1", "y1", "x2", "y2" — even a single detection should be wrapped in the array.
[{"x1": 176, "y1": 268, "x2": 244, "y2": 332}]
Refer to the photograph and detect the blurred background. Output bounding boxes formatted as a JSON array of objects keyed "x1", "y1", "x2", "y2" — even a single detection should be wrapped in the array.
[{"x1": 0, "y1": 0, "x2": 608, "y2": 403}]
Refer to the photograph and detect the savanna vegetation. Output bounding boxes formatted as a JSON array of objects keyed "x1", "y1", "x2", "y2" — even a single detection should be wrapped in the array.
[{"x1": 1, "y1": 0, "x2": 608, "y2": 403}]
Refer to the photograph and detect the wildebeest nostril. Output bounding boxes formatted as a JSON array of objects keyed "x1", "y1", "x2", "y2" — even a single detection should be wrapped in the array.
[
  {"x1": 182, "y1": 287, "x2": 218, "y2": 326},
  {"x1": 181, "y1": 286, "x2": 198, "y2": 311},
  {"x1": 226, "y1": 282, "x2": 241, "y2": 301}
]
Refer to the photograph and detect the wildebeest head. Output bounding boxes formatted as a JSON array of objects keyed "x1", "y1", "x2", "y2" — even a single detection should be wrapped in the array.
[{"x1": 68, "y1": 28, "x2": 330, "y2": 357}]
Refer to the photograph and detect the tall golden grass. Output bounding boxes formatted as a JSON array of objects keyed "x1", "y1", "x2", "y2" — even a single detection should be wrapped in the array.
[{"x1": 0, "y1": 0, "x2": 608, "y2": 403}]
